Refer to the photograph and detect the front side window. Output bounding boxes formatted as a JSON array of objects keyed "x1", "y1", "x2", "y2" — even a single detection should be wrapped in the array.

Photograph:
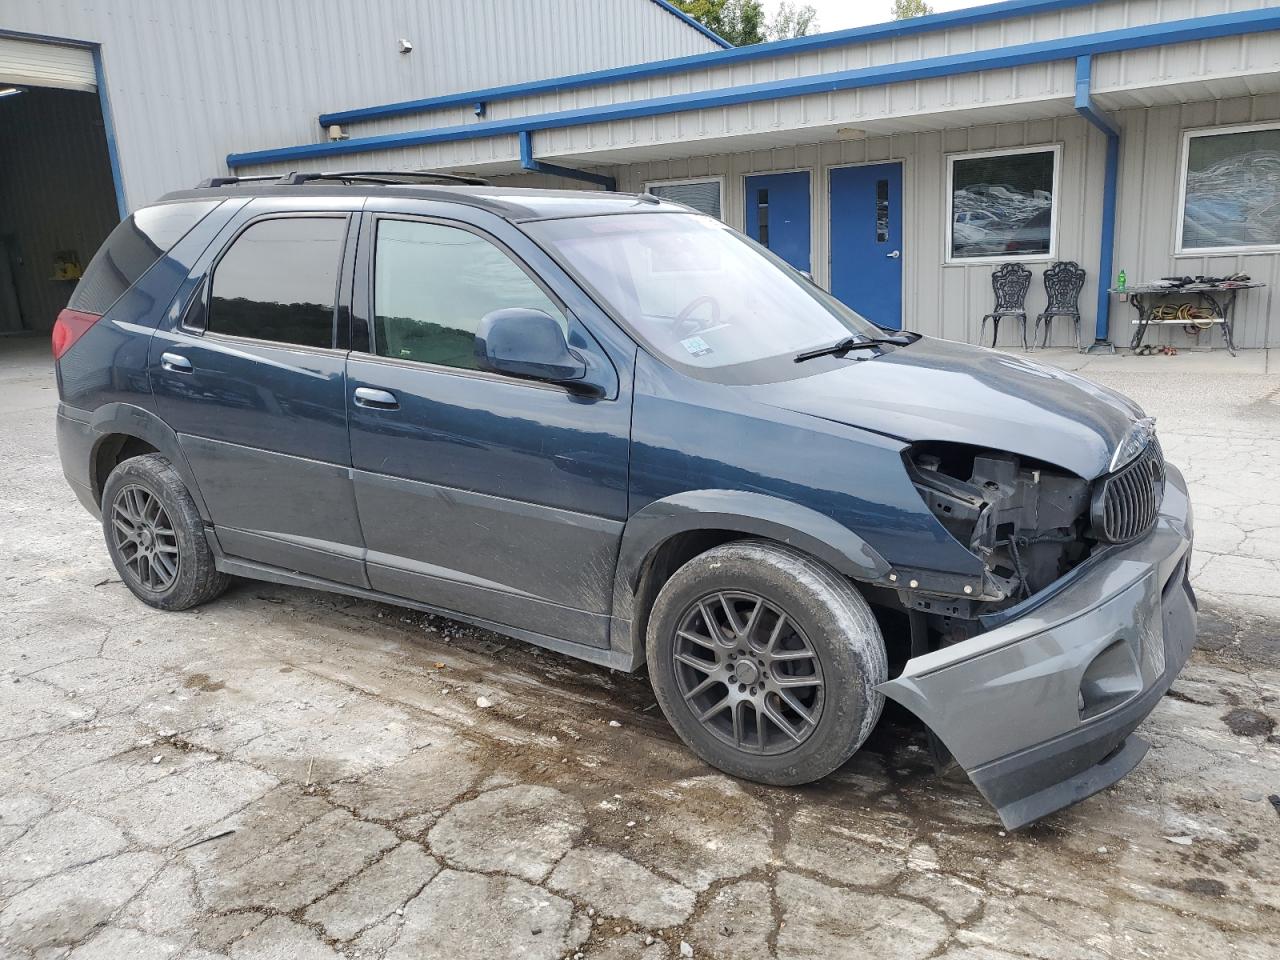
[
  {"x1": 373, "y1": 219, "x2": 566, "y2": 370},
  {"x1": 948, "y1": 147, "x2": 1058, "y2": 261},
  {"x1": 209, "y1": 217, "x2": 345, "y2": 348},
  {"x1": 1180, "y1": 124, "x2": 1280, "y2": 252},
  {"x1": 644, "y1": 178, "x2": 724, "y2": 219},
  {"x1": 526, "y1": 213, "x2": 880, "y2": 378}
]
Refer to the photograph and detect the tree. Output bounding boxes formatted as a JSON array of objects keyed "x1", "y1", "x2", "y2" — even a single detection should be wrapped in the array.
[
  {"x1": 769, "y1": 2, "x2": 819, "y2": 40},
  {"x1": 892, "y1": 0, "x2": 935, "y2": 18},
  {"x1": 675, "y1": 0, "x2": 768, "y2": 47}
]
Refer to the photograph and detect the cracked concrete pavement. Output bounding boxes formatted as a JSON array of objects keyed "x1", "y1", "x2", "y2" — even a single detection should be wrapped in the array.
[{"x1": 1, "y1": 338, "x2": 1277, "y2": 959}]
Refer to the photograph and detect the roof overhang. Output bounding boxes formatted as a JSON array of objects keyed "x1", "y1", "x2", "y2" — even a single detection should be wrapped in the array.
[{"x1": 228, "y1": 7, "x2": 1280, "y2": 175}]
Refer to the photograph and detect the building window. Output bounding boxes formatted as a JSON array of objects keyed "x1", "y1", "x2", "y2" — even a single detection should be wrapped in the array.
[
  {"x1": 947, "y1": 146, "x2": 1059, "y2": 261},
  {"x1": 209, "y1": 217, "x2": 346, "y2": 348},
  {"x1": 644, "y1": 177, "x2": 724, "y2": 219},
  {"x1": 1179, "y1": 123, "x2": 1280, "y2": 253}
]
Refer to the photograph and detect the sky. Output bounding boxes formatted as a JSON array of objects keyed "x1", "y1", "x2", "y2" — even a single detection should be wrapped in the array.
[{"x1": 785, "y1": 0, "x2": 981, "y2": 32}]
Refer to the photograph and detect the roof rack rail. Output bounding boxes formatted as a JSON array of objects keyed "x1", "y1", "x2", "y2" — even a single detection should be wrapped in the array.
[
  {"x1": 196, "y1": 175, "x2": 282, "y2": 187},
  {"x1": 278, "y1": 170, "x2": 490, "y2": 186}
]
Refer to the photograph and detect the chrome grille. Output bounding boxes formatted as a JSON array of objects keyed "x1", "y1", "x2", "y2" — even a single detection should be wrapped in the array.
[{"x1": 1092, "y1": 438, "x2": 1165, "y2": 544}]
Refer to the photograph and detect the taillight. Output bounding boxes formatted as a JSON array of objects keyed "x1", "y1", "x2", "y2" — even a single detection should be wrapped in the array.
[{"x1": 52, "y1": 309, "x2": 102, "y2": 360}]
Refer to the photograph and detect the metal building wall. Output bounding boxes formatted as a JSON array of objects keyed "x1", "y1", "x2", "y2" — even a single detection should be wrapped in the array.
[
  {"x1": 1112, "y1": 94, "x2": 1280, "y2": 350},
  {"x1": 0, "y1": 0, "x2": 720, "y2": 209},
  {"x1": 0, "y1": 87, "x2": 118, "y2": 332},
  {"x1": 601, "y1": 90, "x2": 1280, "y2": 349},
  {"x1": 233, "y1": 25, "x2": 1280, "y2": 192}
]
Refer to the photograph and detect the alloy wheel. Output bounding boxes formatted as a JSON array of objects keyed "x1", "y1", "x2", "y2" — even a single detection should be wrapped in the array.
[
  {"x1": 110, "y1": 484, "x2": 180, "y2": 592},
  {"x1": 672, "y1": 591, "x2": 825, "y2": 755}
]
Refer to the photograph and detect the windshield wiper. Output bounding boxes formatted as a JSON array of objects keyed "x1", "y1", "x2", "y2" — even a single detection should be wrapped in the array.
[{"x1": 793, "y1": 334, "x2": 913, "y2": 363}]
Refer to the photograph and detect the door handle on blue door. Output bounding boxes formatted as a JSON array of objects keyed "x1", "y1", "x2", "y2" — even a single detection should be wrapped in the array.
[
  {"x1": 886, "y1": 250, "x2": 901, "y2": 259},
  {"x1": 353, "y1": 387, "x2": 400, "y2": 410},
  {"x1": 160, "y1": 352, "x2": 193, "y2": 373}
]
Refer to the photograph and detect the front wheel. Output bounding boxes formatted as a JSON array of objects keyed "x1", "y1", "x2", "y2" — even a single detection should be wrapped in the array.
[
  {"x1": 646, "y1": 540, "x2": 887, "y2": 785},
  {"x1": 101, "y1": 453, "x2": 229, "y2": 611}
]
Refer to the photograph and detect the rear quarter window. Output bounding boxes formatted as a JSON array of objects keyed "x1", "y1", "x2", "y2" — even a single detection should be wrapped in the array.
[{"x1": 68, "y1": 200, "x2": 221, "y2": 315}]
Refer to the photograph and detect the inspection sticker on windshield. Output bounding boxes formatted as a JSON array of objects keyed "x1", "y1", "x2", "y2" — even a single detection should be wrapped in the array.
[{"x1": 680, "y1": 336, "x2": 713, "y2": 357}]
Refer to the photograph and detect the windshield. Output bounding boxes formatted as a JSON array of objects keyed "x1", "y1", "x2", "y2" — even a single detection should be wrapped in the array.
[{"x1": 525, "y1": 213, "x2": 882, "y2": 375}]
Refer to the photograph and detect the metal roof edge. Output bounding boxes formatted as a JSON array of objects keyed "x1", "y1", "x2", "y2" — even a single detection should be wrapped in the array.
[
  {"x1": 317, "y1": 0, "x2": 1099, "y2": 127},
  {"x1": 232, "y1": 7, "x2": 1280, "y2": 170}
]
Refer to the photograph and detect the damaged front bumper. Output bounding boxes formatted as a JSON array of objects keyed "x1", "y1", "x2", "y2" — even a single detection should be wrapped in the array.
[{"x1": 879, "y1": 463, "x2": 1196, "y2": 829}]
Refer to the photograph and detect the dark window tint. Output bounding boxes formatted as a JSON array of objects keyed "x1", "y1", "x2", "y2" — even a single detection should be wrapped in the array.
[
  {"x1": 875, "y1": 179, "x2": 889, "y2": 243},
  {"x1": 68, "y1": 201, "x2": 221, "y2": 315},
  {"x1": 646, "y1": 180, "x2": 723, "y2": 219},
  {"x1": 373, "y1": 219, "x2": 565, "y2": 370},
  {"x1": 209, "y1": 217, "x2": 345, "y2": 348}
]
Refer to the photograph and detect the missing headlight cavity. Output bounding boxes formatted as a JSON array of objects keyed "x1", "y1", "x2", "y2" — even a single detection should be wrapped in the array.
[{"x1": 907, "y1": 442, "x2": 1093, "y2": 608}]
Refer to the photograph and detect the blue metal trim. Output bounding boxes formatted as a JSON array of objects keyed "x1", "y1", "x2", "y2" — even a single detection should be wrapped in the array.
[
  {"x1": 318, "y1": 0, "x2": 1096, "y2": 127},
  {"x1": 0, "y1": 28, "x2": 127, "y2": 216},
  {"x1": 519, "y1": 131, "x2": 617, "y2": 191},
  {"x1": 648, "y1": 0, "x2": 732, "y2": 49},
  {"x1": 92, "y1": 47, "x2": 128, "y2": 217},
  {"x1": 1074, "y1": 55, "x2": 1119, "y2": 345},
  {"x1": 235, "y1": 9, "x2": 1280, "y2": 170}
]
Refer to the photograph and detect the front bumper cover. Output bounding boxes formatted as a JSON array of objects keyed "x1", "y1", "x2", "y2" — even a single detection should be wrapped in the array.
[{"x1": 879, "y1": 463, "x2": 1196, "y2": 829}]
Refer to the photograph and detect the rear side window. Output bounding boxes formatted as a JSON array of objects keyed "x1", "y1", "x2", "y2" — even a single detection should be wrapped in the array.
[
  {"x1": 68, "y1": 200, "x2": 221, "y2": 315},
  {"x1": 208, "y1": 217, "x2": 346, "y2": 348}
]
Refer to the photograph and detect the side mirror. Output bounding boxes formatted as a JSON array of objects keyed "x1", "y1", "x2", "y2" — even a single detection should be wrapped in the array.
[{"x1": 474, "y1": 308, "x2": 588, "y2": 384}]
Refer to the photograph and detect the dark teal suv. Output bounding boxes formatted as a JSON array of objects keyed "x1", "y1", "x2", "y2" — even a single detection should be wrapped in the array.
[{"x1": 53, "y1": 172, "x2": 1195, "y2": 828}]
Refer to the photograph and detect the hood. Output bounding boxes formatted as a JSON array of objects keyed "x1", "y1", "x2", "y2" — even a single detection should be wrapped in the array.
[{"x1": 741, "y1": 337, "x2": 1143, "y2": 480}]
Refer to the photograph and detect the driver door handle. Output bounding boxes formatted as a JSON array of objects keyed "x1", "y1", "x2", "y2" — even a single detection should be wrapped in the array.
[
  {"x1": 353, "y1": 387, "x2": 399, "y2": 410},
  {"x1": 886, "y1": 250, "x2": 901, "y2": 259},
  {"x1": 160, "y1": 352, "x2": 193, "y2": 373}
]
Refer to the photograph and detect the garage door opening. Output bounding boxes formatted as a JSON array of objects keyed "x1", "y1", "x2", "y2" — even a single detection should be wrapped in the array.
[{"x1": 1, "y1": 40, "x2": 120, "y2": 339}]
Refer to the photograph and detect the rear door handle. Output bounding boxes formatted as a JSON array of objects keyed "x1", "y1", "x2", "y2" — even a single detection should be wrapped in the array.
[
  {"x1": 353, "y1": 386, "x2": 400, "y2": 410},
  {"x1": 160, "y1": 352, "x2": 193, "y2": 373}
]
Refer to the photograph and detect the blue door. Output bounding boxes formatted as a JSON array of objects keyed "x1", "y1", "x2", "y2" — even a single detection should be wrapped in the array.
[
  {"x1": 744, "y1": 172, "x2": 811, "y2": 273},
  {"x1": 829, "y1": 163, "x2": 903, "y2": 329}
]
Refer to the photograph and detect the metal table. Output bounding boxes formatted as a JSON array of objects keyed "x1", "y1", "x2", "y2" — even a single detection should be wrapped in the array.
[{"x1": 1110, "y1": 281, "x2": 1264, "y2": 356}]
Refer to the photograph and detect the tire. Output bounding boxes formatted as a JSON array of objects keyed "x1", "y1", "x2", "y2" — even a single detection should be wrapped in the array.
[
  {"x1": 646, "y1": 540, "x2": 887, "y2": 786},
  {"x1": 101, "y1": 453, "x2": 229, "y2": 611}
]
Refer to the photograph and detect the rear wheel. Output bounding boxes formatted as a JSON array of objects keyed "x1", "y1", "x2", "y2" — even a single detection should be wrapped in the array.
[
  {"x1": 101, "y1": 454, "x2": 228, "y2": 611},
  {"x1": 646, "y1": 540, "x2": 887, "y2": 785}
]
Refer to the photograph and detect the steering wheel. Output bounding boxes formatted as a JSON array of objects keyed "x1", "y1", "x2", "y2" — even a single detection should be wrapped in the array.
[{"x1": 673, "y1": 295, "x2": 721, "y2": 339}]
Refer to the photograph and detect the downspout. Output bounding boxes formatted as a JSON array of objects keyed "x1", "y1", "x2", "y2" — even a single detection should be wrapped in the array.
[
  {"x1": 1074, "y1": 55, "x2": 1119, "y2": 352},
  {"x1": 519, "y1": 131, "x2": 616, "y2": 191}
]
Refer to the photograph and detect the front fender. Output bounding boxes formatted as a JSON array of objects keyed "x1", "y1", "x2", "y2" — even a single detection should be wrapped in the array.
[{"x1": 611, "y1": 489, "x2": 891, "y2": 628}]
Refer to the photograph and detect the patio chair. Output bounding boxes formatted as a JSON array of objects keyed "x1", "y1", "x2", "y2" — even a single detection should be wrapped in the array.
[
  {"x1": 1034, "y1": 260, "x2": 1086, "y2": 351},
  {"x1": 979, "y1": 262, "x2": 1032, "y2": 350}
]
